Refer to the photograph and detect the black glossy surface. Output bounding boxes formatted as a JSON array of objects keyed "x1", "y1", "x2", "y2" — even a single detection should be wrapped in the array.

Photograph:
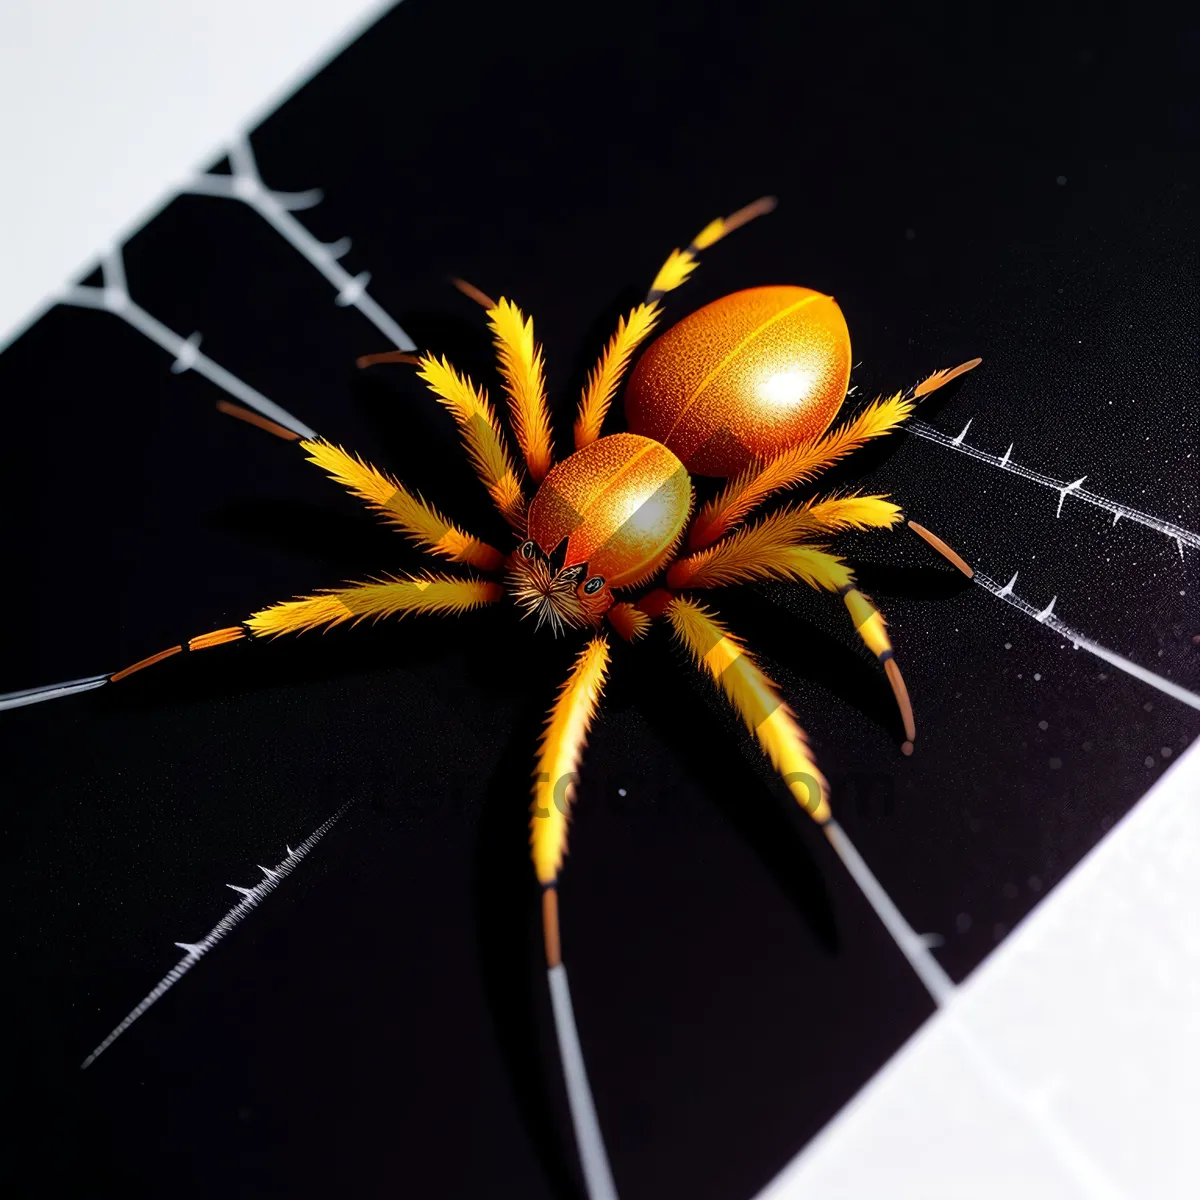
[{"x1": 4, "y1": 2, "x2": 1196, "y2": 1197}]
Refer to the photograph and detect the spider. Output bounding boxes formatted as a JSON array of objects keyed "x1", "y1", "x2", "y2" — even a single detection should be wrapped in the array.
[{"x1": 8, "y1": 197, "x2": 979, "y2": 1199}]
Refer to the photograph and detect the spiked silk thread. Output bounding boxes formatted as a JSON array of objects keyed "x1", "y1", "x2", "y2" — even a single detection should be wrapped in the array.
[
  {"x1": 669, "y1": 494, "x2": 900, "y2": 588},
  {"x1": 689, "y1": 391, "x2": 916, "y2": 547},
  {"x1": 531, "y1": 638, "x2": 611, "y2": 884},
  {"x1": 246, "y1": 575, "x2": 503, "y2": 638},
  {"x1": 302, "y1": 438, "x2": 502, "y2": 569},
  {"x1": 667, "y1": 598, "x2": 829, "y2": 823},
  {"x1": 416, "y1": 354, "x2": 527, "y2": 528},
  {"x1": 575, "y1": 302, "x2": 661, "y2": 448},
  {"x1": 487, "y1": 299, "x2": 554, "y2": 482}
]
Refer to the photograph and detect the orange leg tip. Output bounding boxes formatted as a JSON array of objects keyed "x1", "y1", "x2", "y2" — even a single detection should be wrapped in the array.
[
  {"x1": 883, "y1": 656, "x2": 917, "y2": 744},
  {"x1": 607, "y1": 602, "x2": 651, "y2": 642},
  {"x1": 901, "y1": 740, "x2": 915, "y2": 757},
  {"x1": 215, "y1": 400, "x2": 301, "y2": 441},
  {"x1": 450, "y1": 277, "x2": 498, "y2": 310},
  {"x1": 725, "y1": 195, "x2": 778, "y2": 230},
  {"x1": 541, "y1": 885, "x2": 562, "y2": 969},
  {"x1": 356, "y1": 350, "x2": 422, "y2": 369},
  {"x1": 907, "y1": 520, "x2": 974, "y2": 578},
  {"x1": 110, "y1": 645, "x2": 183, "y2": 683}
]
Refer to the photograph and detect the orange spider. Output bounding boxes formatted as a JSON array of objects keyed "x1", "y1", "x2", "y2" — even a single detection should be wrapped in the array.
[{"x1": 16, "y1": 198, "x2": 980, "y2": 1199}]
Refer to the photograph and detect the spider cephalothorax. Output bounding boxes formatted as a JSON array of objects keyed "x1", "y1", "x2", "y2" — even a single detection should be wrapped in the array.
[
  {"x1": 509, "y1": 431, "x2": 693, "y2": 632},
  {"x1": 507, "y1": 546, "x2": 599, "y2": 633},
  {"x1": 23, "y1": 197, "x2": 980, "y2": 1200}
]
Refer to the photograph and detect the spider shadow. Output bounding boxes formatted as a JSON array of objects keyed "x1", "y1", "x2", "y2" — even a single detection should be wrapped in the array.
[
  {"x1": 603, "y1": 629, "x2": 840, "y2": 956},
  {"x1": 348, "y1": 307, "x2": 516, "y2": 546},
  {"x1": 738, "y1": 558, "x2": 973, "y2": 741},
  {"x1": 469, "y1": 637, "x2": 589, "y2": 1200},
  {"x1": 210, "y1": 497, "x2": 402, "y2": 571}
]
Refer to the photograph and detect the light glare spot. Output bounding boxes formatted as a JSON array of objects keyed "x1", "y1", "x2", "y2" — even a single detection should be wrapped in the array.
[{"x1": 760, "y1": 368, "x2": 818, "y2": 409}]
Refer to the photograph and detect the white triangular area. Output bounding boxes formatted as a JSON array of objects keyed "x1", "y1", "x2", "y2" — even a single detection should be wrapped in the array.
[{"x1": 757, "y1": 739, "x2": 1200, "y2": 1200}]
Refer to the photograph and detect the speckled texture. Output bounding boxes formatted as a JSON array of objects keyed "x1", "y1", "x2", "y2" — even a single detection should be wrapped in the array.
[
  {"x1": 625, "y1": 285, "x2": 852, "y2": 476},
  {"x1": 527, "y1": 433, "x2": 691, "y2": 587}
]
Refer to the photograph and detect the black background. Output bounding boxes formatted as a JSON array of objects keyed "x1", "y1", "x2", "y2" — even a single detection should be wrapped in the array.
[{"x1": 4, "y1": 2, "x2": 1196, "y2": 1197}]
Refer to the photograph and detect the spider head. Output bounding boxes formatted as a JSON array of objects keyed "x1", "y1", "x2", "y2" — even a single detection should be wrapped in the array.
[
  {"x1": 507, "y1": 539, "x2": 613, "y2": 636},
  {"x1": 511, "y1": 433, "x2": 692, "y2": 635}
]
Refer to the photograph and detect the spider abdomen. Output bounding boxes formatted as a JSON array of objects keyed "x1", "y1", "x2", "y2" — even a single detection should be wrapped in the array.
[
  {"x1": 625, "y1": 285, "x2": 851, "y2": 477},
  {"x1": 527, "y1": 433, "x2": 691, "y2": 589}
]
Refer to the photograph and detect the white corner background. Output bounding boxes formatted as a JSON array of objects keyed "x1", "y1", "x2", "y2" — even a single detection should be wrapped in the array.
[
  {"x1": 0, "y1": 0, "x2": 397, "y2": 353},
  {"x1": 1, "y1": 4, "x2": 1196, "y2": 1197}
]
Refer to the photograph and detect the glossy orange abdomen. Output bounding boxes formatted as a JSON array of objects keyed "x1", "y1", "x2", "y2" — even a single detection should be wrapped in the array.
[
  {"x1": 625, "y1": 285, "x2": 852, "y2": 477},
  {"x1": 527, "y1": 433, "x2": 691, "y2": 588}
]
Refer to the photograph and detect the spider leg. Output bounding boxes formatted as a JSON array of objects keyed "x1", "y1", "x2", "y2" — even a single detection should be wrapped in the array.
[
  {"x1": 644, "y1": 195, "x2": 778, "y2": 306},
  {"x1": 245, "y1": 573, "x2": 502, "y2": 636},
  {"x1": 299, "y1": 438, "x2": 504, "y2": 569},
  {"x1": 530, "y1": 637, "x2": 618, "y2": 1200},
  {"x1": 574, "y1": 197, "x2": 777, "y2": 450},
  {"x1": 666, "y1": 487, "x2": 950, "y2": 750},
  {"x1": 355, "y1": 347, "x2": 527, "y2": 529},
  {"x1": 411, "y1": 354, "x2": 528, "y2": 530},
  {"x1": 689, "y1": 358, "x2": 982, "y2": 548},
  {"x1": 1, "y1": 576, "x2": 502, "y2": 711},
  {"x1": 450, "y1": 280, "x2": 555, "y2": 484},
  {"x1": 217, "y1": 399, "x2": 505, "y2": 570}
]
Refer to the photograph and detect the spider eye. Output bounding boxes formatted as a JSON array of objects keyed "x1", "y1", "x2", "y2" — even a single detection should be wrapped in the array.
[
  {"x1": 583, "y1": 575, "x2": 605, "y2": 595},
  {"x1": 519, "y1": 540, "x2": 536, "y2": 560}
]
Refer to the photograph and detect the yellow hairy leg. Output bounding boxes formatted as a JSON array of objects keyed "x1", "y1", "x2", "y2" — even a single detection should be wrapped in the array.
[
  {"x1": 689, "y1": 358, "x2": 981, "y2": 549},
  {"x1": 531, "y1": 637, "x2": 612, "y2": 889},
  {"x1": 573, "y1": 197, "x2": 778, "y2": 450},
  {"x1": 689, "y1": 393, "x2": 914, "y2": 549},
  {"x1": 669, "y1": 493, "x2": 901, "y2": 587},
  {"x1": 301, "y1": 439, "x2": 503, "y2": 570},
  {"x1": 666, "y1": 597, "x2": 829, "y2": 823},
  {"x1": 574, "y1": 302, "x2": 661, "y2": 449},
  {"x1": 486, "y1": 298, "x2": 555, "y2": 482},
  {"x1": 672, "y1": 530, "x2": 916, "y2": 750},
  {"x1": 645, "y1": 196, "x2": 777, "y2": 302},
  {"x1": 416, "y1": 354, "x2": 527, "y2": 529},
  {"x1": 246, "y1": 574, "x2": 503, "y2": 638}
]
